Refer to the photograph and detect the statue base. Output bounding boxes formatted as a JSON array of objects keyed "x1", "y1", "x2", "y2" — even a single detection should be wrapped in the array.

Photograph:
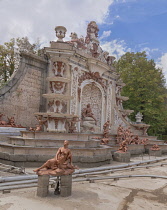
[
  {"x1": 37, "y1": 174, "x2": 72, "y2": 197},
  {"x1": 113, "y1": 151, "x2": 131, "y2": 163},
  {"x1": 149, "y1": 149, "x2": 162, "y2": 157}
]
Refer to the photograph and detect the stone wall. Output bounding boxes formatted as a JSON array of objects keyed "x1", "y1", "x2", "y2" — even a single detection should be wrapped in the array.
[{"x1": 0, "y1": 52, "x2": 48, "y2": 127}]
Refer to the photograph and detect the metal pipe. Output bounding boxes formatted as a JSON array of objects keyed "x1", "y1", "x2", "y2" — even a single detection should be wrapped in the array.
[
  {"x1": 0, "y1": 175, "x2": 37, "y2": 183},
  {"x1": 1, "y1": 174, "x2": 167, "y2": 191},
  {"x1": 72, "y1": 162, "x2": 167, "y2": 177},
  {"x1": 1, "y1": 157, "x2": 167, "y2": 183},
  {"x1": 73, "y1": 174, "x2": 167, "y2": 182}
]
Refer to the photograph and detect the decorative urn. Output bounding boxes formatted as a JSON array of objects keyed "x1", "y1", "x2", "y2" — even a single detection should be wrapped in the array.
[{"x1": 55, "y1": 26, "x2": 67, "y2": 42}]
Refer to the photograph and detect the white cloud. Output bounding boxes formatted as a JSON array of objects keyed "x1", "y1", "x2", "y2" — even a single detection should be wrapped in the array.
[
  {"x1": 99, "y1": 30, "x2": 112, "y2": 40},
  {"x1": 156, "y1": 53, "x2": 167, "y2": 83},
  {"x1": 101, "y1": 39, "x2": 131, "y2": 59},
  {"x1": 141, "y1": 47, "x2": 159, "y2": 57},
  {"x1": 0, "y1": 0, "x2": 114, "y2": 45}
]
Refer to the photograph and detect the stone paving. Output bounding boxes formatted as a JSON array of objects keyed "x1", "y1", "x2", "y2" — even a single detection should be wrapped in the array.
[{"x1": 0, "y1": 155, "x2": 167, "y2": 210}]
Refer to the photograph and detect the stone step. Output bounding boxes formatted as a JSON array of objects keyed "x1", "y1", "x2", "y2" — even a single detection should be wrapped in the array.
[
  {"x1": 148, "y1": 140, "x2": 164, "y2": 145},
  {"x1": 20, "y1": 131, "x2": 118, "y2": 141},
  {"x1": 110, "y1": 144, "x2": 145, "y2": 155},
  {"x1": 8, "y1": 136, "x2": 101, "y2": 148},
  {"x1": 0, "y1": 142, "x2": 113, "y2": 167}
]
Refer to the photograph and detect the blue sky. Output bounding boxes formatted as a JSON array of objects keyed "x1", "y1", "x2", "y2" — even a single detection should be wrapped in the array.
[
  {"x1": 99, "y1": 0, "x2": 167, "y2": 59},
  {"x1": 0, "y1": 0, "x2": 167, "y2": 82}
]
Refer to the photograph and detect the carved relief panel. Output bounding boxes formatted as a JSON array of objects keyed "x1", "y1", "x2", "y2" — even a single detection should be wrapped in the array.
[
  {"x1": 52, "y1": 61, "x2": 66, "y2": 77},
  {"x1": 49, "y1": 81, "x2": 67, "y2": 94},
  {"x1": 47, "y1": 100, "x2": 67, "y2": 113}
]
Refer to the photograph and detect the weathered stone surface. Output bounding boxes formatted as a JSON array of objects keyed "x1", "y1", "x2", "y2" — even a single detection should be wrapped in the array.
[
  {"x1": 113, "y1": 151, "x2": 131, "y2": 162},
  {"x1": 0, "y1": 53, "x2": 47, "y2": 127},
  {"x1": 37, "y1": 175, "x2": 49, "y2": 197},
  {"x1": 60, "y1": 175, "x2": 72, "y2": 197},
  {"x1": 149, "y1": 149, "x2": 162, "y2": 157}
]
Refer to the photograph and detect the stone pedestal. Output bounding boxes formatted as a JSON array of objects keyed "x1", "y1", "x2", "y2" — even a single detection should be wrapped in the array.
[
  {"x1": 149, "y1": 149, "x2": 162, "y2": 157},
  {"x1": 60, "y1": 174, "x2": 72, "y2": 197},
  {"x1": 113, "y1": 151, "x2": 131, "y2": 162},
  {"x1": 37, "y1": 175, "x2": 50, "y2": 197},
  {"x1": 36, "y1": 174, "x2": 72, "y2": 197}
]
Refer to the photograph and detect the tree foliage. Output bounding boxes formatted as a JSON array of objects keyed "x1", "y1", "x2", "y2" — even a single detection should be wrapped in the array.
[
  {"x1": 115, "y1": 51, "x2": 167, "y2": 136},
  {"x1": 0, "y1": 37, "x2": 42, "y2": 87}
]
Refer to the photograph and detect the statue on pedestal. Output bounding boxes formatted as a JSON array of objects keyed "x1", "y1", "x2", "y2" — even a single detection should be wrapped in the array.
[{"x1": 33, "y1": 140, "x2": 78, "y2": 175}]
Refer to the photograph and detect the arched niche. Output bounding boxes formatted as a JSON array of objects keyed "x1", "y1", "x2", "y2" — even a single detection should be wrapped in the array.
[{"x1": 78, "y1": 79, "x2": 105, "y2": 131}]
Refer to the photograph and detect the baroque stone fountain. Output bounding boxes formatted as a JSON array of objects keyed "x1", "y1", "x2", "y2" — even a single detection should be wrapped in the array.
[{"x1": 35, "y1": 26, "x2": 78, "y2": 133}]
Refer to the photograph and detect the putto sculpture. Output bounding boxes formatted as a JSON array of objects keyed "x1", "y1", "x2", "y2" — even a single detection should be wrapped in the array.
[
  {"x1": 0, "y1": 113, "x2": 23, "y2": 128},
  {"x1": 33, "y1": 140, "x2": 78, "y2": 175},
  {"x1": 150, "y1": 144, "x2": 160, "y2": 151},
  {"x1": 116, "y1": 125, "x2": 149, "y2": 149},
  {"x1": 101, "y1": 120, "x2": 111, "y2": 145}
]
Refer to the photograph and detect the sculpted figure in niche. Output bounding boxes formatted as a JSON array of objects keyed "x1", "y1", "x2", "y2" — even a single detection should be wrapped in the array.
[
  {"x1": 33, "y1": 140, "x2": 78, "y2": 175},
  {"x1": 82, "y1": 104, "x2": 97, "y2": 124},
  {"x1": 81, "y1": 104, "x2": 100, "y2": 133}
]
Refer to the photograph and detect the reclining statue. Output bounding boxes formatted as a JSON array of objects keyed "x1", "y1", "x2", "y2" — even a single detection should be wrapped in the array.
[{"x1": 33, "y1": 140, "x2": 78, "y2": 176}]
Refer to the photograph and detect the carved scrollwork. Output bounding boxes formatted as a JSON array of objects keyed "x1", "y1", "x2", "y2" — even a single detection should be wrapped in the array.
[{"x1": 78, "y1": 71, "x2": 105, "y2": 88}]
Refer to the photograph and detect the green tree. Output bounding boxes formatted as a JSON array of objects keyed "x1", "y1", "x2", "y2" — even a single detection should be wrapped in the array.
[
  {"x1": 115, "y1": 51, "x2": 167, "y2": 136},
  {"x1": 0, "y1": 37, "x2": 42, "y2": 87},
  {"x1": 0, "y1": 38, "x2": 15, "y2": 86}
]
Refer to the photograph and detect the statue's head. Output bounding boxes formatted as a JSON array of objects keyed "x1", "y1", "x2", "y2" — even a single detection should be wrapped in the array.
[{"x1": 64, "y1": 140, "x2": 69, "y2": 146}]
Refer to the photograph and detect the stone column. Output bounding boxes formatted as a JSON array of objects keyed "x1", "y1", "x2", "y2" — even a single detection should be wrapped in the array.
[
  {"x1": 37, "y1": 175, "x2": 50, "y2": 197},
  {"x1": 60, "y1": 175, "x2": 72, "y2": 197}
]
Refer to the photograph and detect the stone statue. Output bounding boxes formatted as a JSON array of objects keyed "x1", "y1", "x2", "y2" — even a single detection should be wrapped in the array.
[
  {"x1": 82, "y1": 104, "x2": 97, "y2": 124},
  {"x1": 81, "y1": 104, "x2": 100, "y2": 133},
  {"x1": 118, "y1": 139, "x2": 128, "y2": 153},
  {"x1": 140, "y1": 138, "x2": 148, "y2": 145},
  {"x1": 8, "y1": 116, "x2": 16, "y2": 127},
  {"x1": 116, "y1": 124, "x2": 124, "y2": 144},
  {"x1": 151, "y1": 144, "x2": 160, "y2": 151},
  {"x1": 68, "y1": 117, "x2": 79, "y2": 133},
  {"x1": 0, "y1": 113, "x2": 7, "y2": 126},
  {"x1": 101, "y1": 120, "x2": 111, "y2": 145},
  {"x1": 33, "y1": 140, "x2": 78, "y2": 175}
]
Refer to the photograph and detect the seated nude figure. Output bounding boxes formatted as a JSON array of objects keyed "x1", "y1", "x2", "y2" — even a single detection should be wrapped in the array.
[{"x1": 33, "y1": 140, "x2": 77, "y2": 176}]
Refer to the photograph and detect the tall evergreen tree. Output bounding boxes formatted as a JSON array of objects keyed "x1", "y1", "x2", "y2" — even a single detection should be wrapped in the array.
[{"x1": 115, "y1": 51, "x2": 167, "y2": 136}]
